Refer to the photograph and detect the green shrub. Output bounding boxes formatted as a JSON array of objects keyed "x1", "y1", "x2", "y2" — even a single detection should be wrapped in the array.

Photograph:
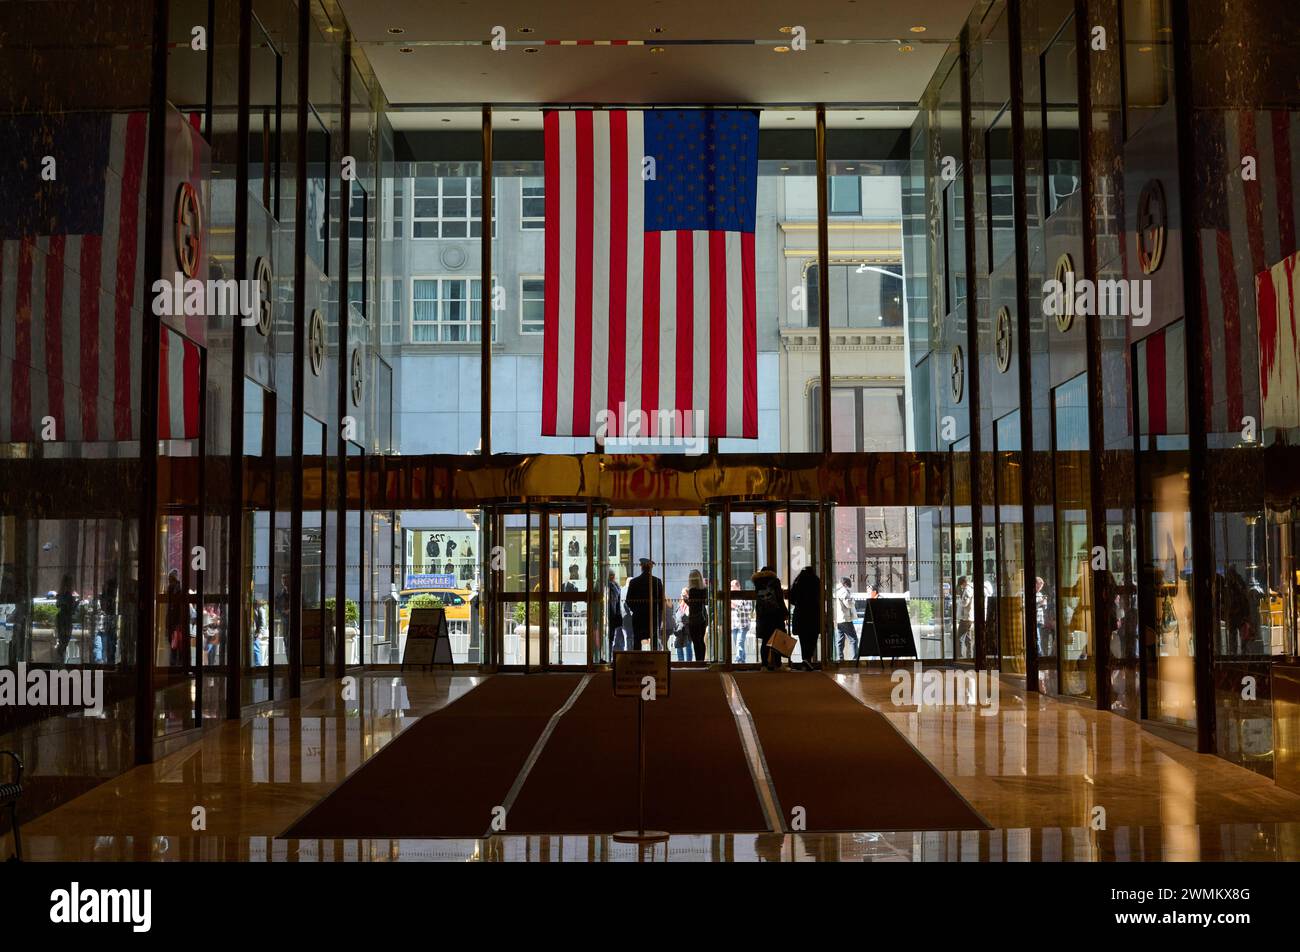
[
  {"x1": 31, "y1": 603, "x2": 58, "y2": 626},
  {"x1": 910, "y1": 599, "x2": 935, "y2": 625},
  {"x1": 407, "y1": 594, "x2": 444, "y2": 611},
  {"x1": 324, "y1": 597, "x2": 360, "y2": 625}
]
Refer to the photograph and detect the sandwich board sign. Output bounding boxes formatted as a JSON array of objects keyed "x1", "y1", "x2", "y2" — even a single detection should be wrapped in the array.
[
  {"x1": 867, "y1": 598, "x2": 918, "y2": 659},
  {"x1": 402, "y1": 606, "x2": 452, "y2": 668}
]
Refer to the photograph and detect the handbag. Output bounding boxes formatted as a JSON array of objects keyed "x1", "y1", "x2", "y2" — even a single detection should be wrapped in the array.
[{"x1": 768, "y1": 627, "x2": 797, "y2": 657}]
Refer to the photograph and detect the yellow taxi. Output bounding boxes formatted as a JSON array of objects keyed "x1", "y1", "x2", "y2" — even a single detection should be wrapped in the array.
[{"x1": 398, "y1": 586, "x2": 473, "y2": 635}]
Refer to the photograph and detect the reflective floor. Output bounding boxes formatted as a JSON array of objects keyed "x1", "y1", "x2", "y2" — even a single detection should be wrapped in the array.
[{"x1": 14, "y1": 670, "x2": 1300, "y2": 861}]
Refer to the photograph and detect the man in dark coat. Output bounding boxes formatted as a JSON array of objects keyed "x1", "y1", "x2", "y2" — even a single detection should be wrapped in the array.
[
  {"x1": 751, "y1": 566, "x2": 789, "y2": 670},
  {"x1": 788, "y1": 565, "x2": 821, "y2": 671},
  {"x1": 606, "y1": 570, "x2": 625, "y2": 655},
  {"x1": 625, "y1": 558, "x2": 664, "y2": 651}
]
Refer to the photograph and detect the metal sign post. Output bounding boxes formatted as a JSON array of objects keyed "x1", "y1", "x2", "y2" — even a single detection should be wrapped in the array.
[{"x1": 611, "y1": 650, "x2": 670, "y2": 843}]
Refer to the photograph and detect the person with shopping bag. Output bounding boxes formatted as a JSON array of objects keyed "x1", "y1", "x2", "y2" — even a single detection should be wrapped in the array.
[{"x1": 751, "y1": 566, "x2": 790, "y2": 671}]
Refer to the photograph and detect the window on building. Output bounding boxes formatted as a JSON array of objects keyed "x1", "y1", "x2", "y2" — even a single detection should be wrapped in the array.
[
  {"x1": 805, "y1": 263, "x2": 904, "y2": 329},
  {"x1": 348, "y1": 181, "x2": 367, "y2": 240},
  {"x1": 387, "y1": 175, "x2": 404, "y2": 240},
  {"x1": 1041, "y1": 13, "x2": 1082, "y2": 218},
  {"x1": 810, "y1": 383, "x2": 907, "y2": 452},
  {"x1": 986, "y1": 102, "x2": 1015, "y2": 271},
  {"x1": 829, "y1": 176, "x2": 862, "y2": 216},
  {"x1": 520, "y1": 276, "x2": 545, "y2": 334},
  {"x1": 521, "y1": 176, "x2": 544, "y2": 229},
  {"x1": 411, "y1": 174, "x2": 496, "y2": 239},
  {"x1": 411, "y1": 277, "x2": 485, "y2": 343}
]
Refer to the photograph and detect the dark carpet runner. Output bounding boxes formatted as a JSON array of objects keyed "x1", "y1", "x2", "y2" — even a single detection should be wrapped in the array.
[
  {"x1": 283, "y1": 674, "x2": 582, "y2": 839},
  {"x1": 734, "y1": 671, "x2": 990, "y2": 832},
  {"x1": 506, "y1": 671, "x2": 769, "y2": 834}
]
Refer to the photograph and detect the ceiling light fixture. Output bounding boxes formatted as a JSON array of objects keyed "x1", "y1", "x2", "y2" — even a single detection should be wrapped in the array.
[
  {"x1": 523, "y1": 47, "x2": 539, "y2": 53},
  {"x1": 650, "y1": 46, "x2": 665, "y2": 54},
  {"x1": 774, "y1": 46, "x2": 790, "y2": 53},
  {"x1": 387, "y1": 27, "x2": 405, "y2": 35},
  {"x1": 651, "y1": 26, "x2": 666, "y2": 34},
  {"x1": 910, "y1": 26, "x2": 927, "y2": 33},
  {"x1": 1138, "y1": 45, "x2": 1152, "y2": 52},
  {"x1": 518, "y1": 27, "x2": 534, "y2": 33},
  {"x1": 898, "y1": 44, "x2": 914, "y2": 53},
  {"x1": 398, "y1": 46, "x2": 414, "y2": 54},
  {"x1": 779, "y1": 26, "x2": 794, "y2": 34}
]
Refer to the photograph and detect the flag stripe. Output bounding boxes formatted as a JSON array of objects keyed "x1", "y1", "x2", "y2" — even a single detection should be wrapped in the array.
[
  {"x1": 79, "y1": 235, "x2": 102, "y2": 439},
  {"x1": 44, "y1": 234, "x2": 67, "y2": 434},
  {"x1": 572, "y1": 110, "x2": 595, "y2": 434},
  {"x1": 674, "y1": 230, "x2": 693, "y2": 431},
  {"x1": 709, "y1": 230, "x2": 727, "y2": 435},
  {"x1": 641, "y1": 229, "x2": 660, "y2": 435},
  {"x1": 588, "y1": 112, "x2": 611, "y2": 436},
  {"x1": 624, "y1": 115, "x2": 645, "y2": 433},
  {"x1": 542, "y1": 110, "x2": 561, "y2": 435},
  {"x1": 725, "y1": 231, "x2": 743, "y2": 436},
  {"x1": 115, "y1": 112, "x2": 147, "y2": 440},
  {"x1": 607, "y1": 110, "x2": 629, "y2": 431},
  {"x1": 742, "y1": 230, "x2": 757, "y2": 437},
  {"x1": 13, "y1": 239, "x2": 34, "y2": 441}
]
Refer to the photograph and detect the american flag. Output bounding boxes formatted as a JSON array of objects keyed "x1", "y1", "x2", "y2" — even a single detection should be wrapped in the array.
[
  {"x1": 542, "y1": 109, "x2": 758, "y2": 439},
  {"x1": 0, "y1": 111, "x2": 148, "y2": 444}
]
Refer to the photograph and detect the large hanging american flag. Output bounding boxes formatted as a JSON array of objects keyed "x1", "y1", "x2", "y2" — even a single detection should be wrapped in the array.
[
  {"x1": 0, "y1": 112, "x2": 148, "y2": 444},
  {"x1": 542, "y1": 108, "x2": 759, "y2": 439}
]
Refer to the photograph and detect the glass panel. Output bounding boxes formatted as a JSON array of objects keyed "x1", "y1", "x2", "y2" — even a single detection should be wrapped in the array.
[
  {"x1": 995, "y1": 411, "x2": 1026, "y2": 675},
  {"x1": 1054, "y1": 375, "x2": 1094, "y2": 698},
  {"x1": 1135, "y1": 323, "x2": 1195, "y2": 726},
  {"x1": 1042, "y1": 13, "x2": 1082, "y2": 217},
  {"x1": 1123, "y1": 0, "x2": 1174, "y2": 140}
]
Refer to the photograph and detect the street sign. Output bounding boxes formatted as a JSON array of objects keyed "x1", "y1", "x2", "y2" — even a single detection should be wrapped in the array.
[
  {"x1": 405, "y1": 573, "x2": 455, "y2": 589},
  {"x1": 613, "y1": 650, "x2": 671, "y2": 699}
]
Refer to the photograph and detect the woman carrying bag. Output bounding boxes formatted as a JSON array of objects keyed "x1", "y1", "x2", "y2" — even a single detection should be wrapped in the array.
[{"x1": 751, "y1": 566, "x2": 790, "y2": 671}]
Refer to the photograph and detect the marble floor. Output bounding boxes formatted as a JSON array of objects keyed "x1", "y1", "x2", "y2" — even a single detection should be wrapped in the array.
[{"x1": 12, "y1": 669, "x2": 1300, "y2": 861}]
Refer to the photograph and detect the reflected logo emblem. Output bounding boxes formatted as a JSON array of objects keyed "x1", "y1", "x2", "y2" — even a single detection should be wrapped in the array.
[
  {"x1": 308, "y1": 309, "x2": 325, "y2": 376},
  {"x1": 950, "y1": 345, "x2": 964, "y2": 402},
  {"x1": 1137, "y1": 178, "x2": 1166, "y2": 275},
  {"x1": 1053, "y1": 253, "x2": 1075, "y2": 332},
  {"x1": 350, "y1": 348, "x2": 364, "y2": 405},
  {"x1": 994, "y1": 306, "x2": 1012, "y2": 373},
  {"x1": 253, "y1": 257, "x2": 273, "y2": 336},
  {"x1": 173, "y1": 182, "x2": 202, "y2": 278}
]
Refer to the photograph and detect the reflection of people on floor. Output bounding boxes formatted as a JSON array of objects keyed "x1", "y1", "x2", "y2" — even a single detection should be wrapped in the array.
[
  {"x1": 685, "y1": 570, "x2": 709, "y2": 662},
  {"x1": 789, "y1": 565, "x2": 820, "y2": 671},
  {"x1": 752, "y1": 566, "x2": 788, "y2": 671},
  {"x1": 730, "y1": 580, "x2": 751, "y2": 663},
  {"x1": 834, "y1": 576, "x2": 858, "y2": 661},
  {"x1": 625, "y1": 558, "x2": 663, "y2": 651}
]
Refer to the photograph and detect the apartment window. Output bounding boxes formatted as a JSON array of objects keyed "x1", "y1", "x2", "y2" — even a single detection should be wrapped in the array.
[
  {"x1": 520, "y1": 276, "x2": 545, "y2": 334},
  {"x1": 411, "y1": 277, "x2": 492, "y2": 343},
  {"x1": 521, "y1": 177, "x2": 544, "y2": 229},
  {"x1": 387, "y1": 176, "x2": 404, "y2": 240},
  {"x1": 411, "y1": 175, "x2": 496, "y2": 239},
  {"x1": 829, "y1": 176, "x2": 862, "y2": 216}
]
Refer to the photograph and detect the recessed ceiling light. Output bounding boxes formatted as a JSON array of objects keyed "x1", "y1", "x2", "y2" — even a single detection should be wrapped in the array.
[
  {"x1": 844, "y1": 166, "x2": 855, "y2": 171},
  {"x1": 399, "y1": 46, "x2": 414, "y2": 54},
  {"x1": 510, "y1": 117, "x2": 520, "y2": 122},
  {"x1": 387, "y1": 27, "x2": 405, "y2": 35},
  {"x1": 518, "y1": 27, "x2": 534, "y2": 33},
  {"x1": 441, "y1": 118, "x2": 451, "y2": 123},
  {"x1": 779, "y1": 26, "x2": 794, "y2": 34},
  {"x1": 650, "y1": 46, "x2": 665, "y2": 54},
  {"x1": 785, "y1": 116, "x2": 796, "y2": 121},
  {"x1": 898, "y1": 44, "x2": 914, "y2": 53},
  {"x1": 910, "y1": 26, "x2": 927, "y2": 33},
  {"x1": 855, "y1": 116, "x2": 865, "y2": 121},
  {"x1": 774, "y1": 46, "x2": 790, "y2": 53},
  {"x1": 651, "y1": 26, "x2": 666, "y2": 34},
  {"x1": 780, "y1": 166, "x2": 791, "y2": 171},
  {"x1": 523, "y1": 47, "x2": 539, "y2": 53}
]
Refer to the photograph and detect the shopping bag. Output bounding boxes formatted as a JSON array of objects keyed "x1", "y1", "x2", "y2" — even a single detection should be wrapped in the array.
[{"x1": 768, "y1": 628, "x2": 797, "y2": 657}]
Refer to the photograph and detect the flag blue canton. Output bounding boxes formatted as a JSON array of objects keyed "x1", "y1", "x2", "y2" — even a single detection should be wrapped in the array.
[{"x1": 643, "y1": 109, "x2": 759, "y2": 234}]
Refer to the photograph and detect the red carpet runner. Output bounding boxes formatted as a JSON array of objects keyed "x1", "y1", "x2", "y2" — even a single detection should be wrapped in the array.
[
  {"x1": 734, "y1": 671, "x2": 990, "y2": 832},
  {"x1": 284, "y1": 674, "x2": 582, "y2": 839}
]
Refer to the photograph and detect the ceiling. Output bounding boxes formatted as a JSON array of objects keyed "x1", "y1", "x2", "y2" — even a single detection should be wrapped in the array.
[{"x1": 337, "y1": 0, "x2": 974, "y2": 116}]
